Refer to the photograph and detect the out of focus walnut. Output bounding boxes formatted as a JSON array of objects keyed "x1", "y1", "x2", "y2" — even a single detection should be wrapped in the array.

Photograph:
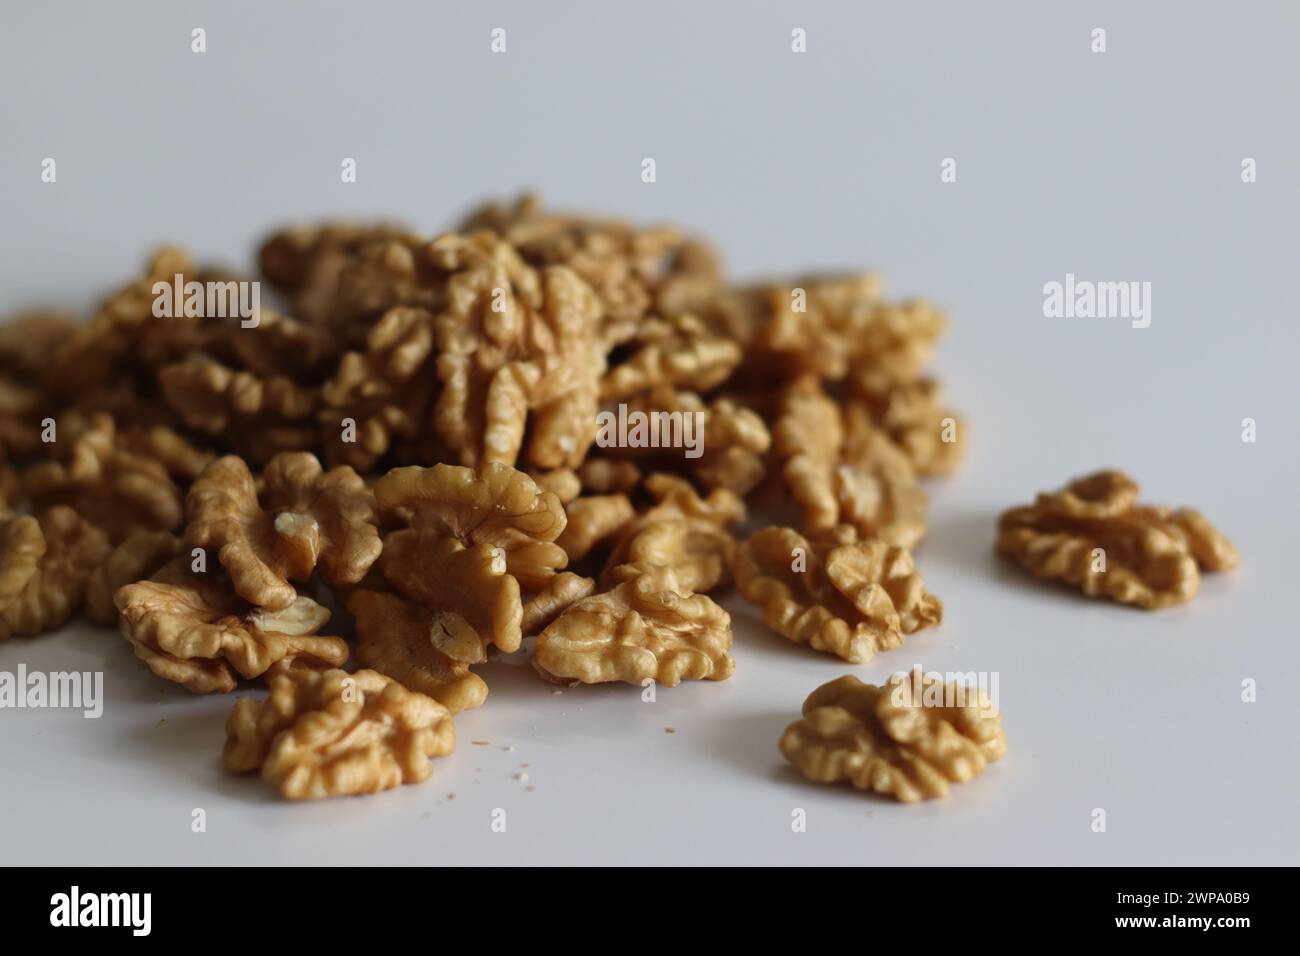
[{"x1": 996, "y1": 470, "x2": 1238, "y2": 609}]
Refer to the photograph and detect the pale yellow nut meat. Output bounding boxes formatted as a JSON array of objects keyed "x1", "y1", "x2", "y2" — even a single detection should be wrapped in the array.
[
  {"x1": 224, "y1": 667, "x2": 455, "y2": 800},
  {"x1": 996, "y1": 470, "x2": 1238, "y2": 609},
  {"x1": 1, "y1": 507, "x2": 111, "y2": 640},
  {"x1": 185, "y1": 453, "x2": 380, "y2": 611},
  {"x1": 115, "y1": 560, "x2": 346, "y2": 694},
  {"x1": 780, "y1": 672, "x2": 1005, "y2": 803},
  {"x1": 733, "y1": 525, "x2": 942, "y2": 664},
  {"x1": 534, "y1": 566, "x2": 734, "y2": 687},
  {"x1": 348, "y1": 589, "x2": 488, "y2": 715},
  {"x1": 85, "y1": 529, "x2": 180, "y2": 627}
]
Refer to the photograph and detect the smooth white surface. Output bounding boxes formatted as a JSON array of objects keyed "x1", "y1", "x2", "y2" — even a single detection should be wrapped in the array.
[{"x1": 1, "y1": 1, "x2": 1297, "y2": 865}]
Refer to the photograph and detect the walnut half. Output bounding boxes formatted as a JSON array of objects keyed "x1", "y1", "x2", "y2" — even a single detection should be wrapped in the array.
[
  {"x1": 996, "y1": 470, "x2": 1239, "y2": 609},
  {"x1": 780, "y1": 673, "x2": 1006, "y2": 803},
  {"x1": 223, "y1": 667, "x2": 455, "y2": 800}
]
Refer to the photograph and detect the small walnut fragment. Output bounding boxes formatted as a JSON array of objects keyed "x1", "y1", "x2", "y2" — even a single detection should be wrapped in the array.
[
  {"x1": 23, "y1": 412, "x2": 185, "y2": 541},
  {"x1": 185, "y1": 453, "x2": 380, "y2": 611},
  {"x1": 601, "y1": 314, "x2": 741, "y2": 401},
  {"x1": 780, "y1": 673, "x2": 1006, "y2": 803},
  {"x1": 603, "y1": 473, "x2": 744, "y2": 593},
  {"x1": 116, "y1": 560, "x2": 347, "y2": 693},
  {"x1": 1, "y1": 507, "x2": 111, "y2": 640},
  {"x1": 849, "y1": 378, "x2": 964, "y2": 478},
  {"x1": 996, "y1": 470, "x2": 1239, "y2": 609},
  {"x1": 534, "y1": 566, "x2": 734, "y2": 687},
  {"x1": 556, "y1": 493, "x2": 636, "y2": 563},
  {"x1": 734, "y1": 525, "x2": 942, "y2": 663},
  {"x1": 223, "y1": 667, "x2": 455, "y2": 800}
]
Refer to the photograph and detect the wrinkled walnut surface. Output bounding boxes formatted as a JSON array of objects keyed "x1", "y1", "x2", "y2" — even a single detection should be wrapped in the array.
[
  {"x1": 996, "y1": 470, "x2": 1238, "y2": 609},
  {"x1": 534, "y1": 566, "x2": 734, "y2": 686},
  {"x1": 224, "y1": 667, "x2": 455, "y2": 800},
  {"x1": 1, "y1": 507, "x2": 110, "y2": 640},
  {"x1": 734, "y1": 525, "x2": 942, "y2": 663},
  {"x1": 780, "y1": 673, "x2": 1006, "y2": 803}
]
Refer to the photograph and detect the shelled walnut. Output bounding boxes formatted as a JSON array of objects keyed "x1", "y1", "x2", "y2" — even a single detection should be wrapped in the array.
[
  {"x1": 780, "y1": 673, "x2": 1006, "y2": 803},
  {"x1": 734, "y1": 525, "x2": 942, "y2": 663},
  {"x1": 223, "y1": 667, "x2": 455, "y2": 800},
  {"x1": 534, "y1": 566, "x2": 735, "y2": 687},
  {"x1": 1, "y1": 507, "x2": 111, "y2": 639},
  {"x1": 996, "y1": 470, "x2": 1238, "y2": 609},
  {"x1": 116, "y1": 559, "x2": 346, "y2": 694},
  {"x1": 185, "y1": 453, "x2": 380, "y2": 612}
]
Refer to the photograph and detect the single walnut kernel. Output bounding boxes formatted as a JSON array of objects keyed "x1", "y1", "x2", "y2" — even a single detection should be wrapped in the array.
[
  {"x1": 185, "y1": 453, "x2": 380, "y2": 612},
  {"x1": 603, "y1": 473, "x2": 745, "y2": 593},
  {"x1": 780, "y1": 673, "x2": 1006, "y2": 803},
  {"x1": 116, "y1": 560, "x2": 347, "y2": 693},
  {"x1": 556, "y1": 493, "x2": 636, "y2": 563},
  {"x1": 348, "y1": 589, "x2": 489, "y2": 714},
  {"x1": 996, "y1": 470, "x2": 1239, "y2": 609},
  {"x1": 223, "y1": 667, "x2": 455, "y2": 800},
  {"x1": 734, "y1": 525, "x2": 942, "y2": 663},
  {"x1": 1, "y1": 507, "x2": 111, "y2": 640},
  {"x1": 534, "y1": 566, "x2": 735, "y2": 687}
]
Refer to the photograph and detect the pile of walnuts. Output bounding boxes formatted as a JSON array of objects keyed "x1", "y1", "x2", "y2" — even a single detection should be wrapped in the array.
[{"x1": 0, "y1": 196, "x2": 1236, "y2": 803}]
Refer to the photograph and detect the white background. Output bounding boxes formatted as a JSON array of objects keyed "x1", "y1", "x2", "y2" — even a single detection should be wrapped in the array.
[{"x1": 1, "y1": 1, "x2": 1297, "y2": 864}]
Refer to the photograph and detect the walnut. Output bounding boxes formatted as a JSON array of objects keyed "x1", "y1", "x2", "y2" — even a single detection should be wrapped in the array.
[
  {"x1": 185, "y1": 453, "x2": 381, "y2": 612},
  {"x1": 116, "y1": 559, "x2": 346, "y2": 694},
  {"x1": 0, "y1": 374, "x2": 45, "y2": 456},
  {"x1": 775, "y1": 380, "x2": 926, "y2": 548},
  {"x1": 556, "y1": 493, "x2": 636, "y2": 562},
  {"x1": 431, "y1": 233, "x2": 605, "y2": 470},
  {"x1": 996, "y1": 470, "x2": 1238, "y2": 609},
  {"x1": 23, "y1": 412, "x2": 184, "y2": 541},
  {"x1": 529, "y1": 467, "x2": 583, "y2": 504},
  {"x1": 534, "y1": 566, "x2": 735, "y2": 686},
  {"x1": 85, "y1": 530, "x2": 180, "y2": 626},
  {"x1": 576, "y1": 457, "x2": 643, "y2": 495},
  {"x1": 0, "y1": 310, "x2": 80, "y2": 381},
  {"x1": 601, "y1": 313, "x2": 741, "y2": 400},
  {"x1": 116, "y1": 424, "x2": 216, "y2": 482},
  {"x1": 319, "y1": 306, "x2": 438, "y2": 471},
  {"x1": 347, "y1": 589, "x2": 489, "y2": 714},
  {"x1": 692, "y1": 397, "x2": 771, "y2": 495},
  {"x1": 223, "y1": 667, "x2": 455, "y2": 800},
  {"x1": 780, "y1": 673, "x2": 1006, "y2": 803},
  {"x1": 0, "y1": 507, "x2": 111, "y2": 640},
  {"x1": 603, "y1": 473, "x2": 744, "y2": 593},
  {"x1": 850, "y1": 379, "x2": 964, "y2": 478},
  {"x1": 158, "y1": 354, "x2": 320, "y2": 466},
  {"x1": 845, "y1": 299, "x2": 950, "y2": 394},
  {"x1": 370, "y1": 462, "x2": 572, "y2": 661},
  {"x1": 734, "y1": 525, "x2": 942, "y2": 663},
  {"x1": 458, "y1": 195, "x2": 723, "y2": 341}
]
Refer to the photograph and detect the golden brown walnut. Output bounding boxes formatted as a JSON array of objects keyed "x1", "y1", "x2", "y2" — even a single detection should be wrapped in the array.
[
  {"x1": 603, "y1": 473, "x2": 744, "y2": 593},
  {"x1": 23, "y1": 412, "x2": 184, "y2": 541},
  {"x1": 845, "y1": 299, "x2": 950, "y2": 394},
  {"x1": 850, "y1": 379, "x2": 964, "y2": 478},
  {"x1": 431, "y1": 233, "x2": 605, "y2": 470},
  {"x1": 116, "y1": 559, "x2": 347, "y2": 694},
  {"x1": 534, "y1": 566, "x2": 735, "y2": 686},
  {"x1": 576, "y1": 457, "x2": 643, "y2": 495},
  {"x1": 0, "y1": 310, "x2": 80, "y2": 381},
  {"x1": 780, "y1": 673, "x2": 1006, "y2": 803},
  {"x1": 458, "y1": 195, "x2": 723, "y2": 340},
  {"x1": 0, "y1": 373, "x2": 45, "y2": 456},
  {"x1": 319, "y1": 306, "x2": 438, "y2": 471},
  {"x1": 85, "y1": 530, "x2": 181, "y2": 627},
  {"x1": 692, "y1": 397, "x2": 771, "y2": 495},
  {"x1": 158, "y1": 354, "x2": 321, "y2": 466},
  {"x1": 223, "y1": 667, "x2": 455, "y2": 800},
  {"x1": 0, "y1": 507, "x2": 111, "y2": 640},
  {"x1": 601, "y1": 314, "x2": 741, "y2": 400},
  {"x1": 995, "y1": 470, "x2": 1239, "y2": 609},
  {"x1": 775, "y1": 380, "x2": 927, "y2": 548},
  {"x1": 734, "y1": 525, "x2": 942, "y2": 663},
  {"x1": 370, "y1": 462, "x2": 576, "y2": 662},
  {"x1": 530, "y1": 467, "x2": 583, "y2": 504},
  {"x1": 556, "y1": 494, "x2": 636, "y2": 562},
  {"x1": 117, "y1": 424, "x2": 216, "y2": 482},
  {"x1": 347, "y1": 589, "x2": 488, "y2": 714},
  {"x1": 185, "y1": 453, "x2": 381, "y2": 612}
]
